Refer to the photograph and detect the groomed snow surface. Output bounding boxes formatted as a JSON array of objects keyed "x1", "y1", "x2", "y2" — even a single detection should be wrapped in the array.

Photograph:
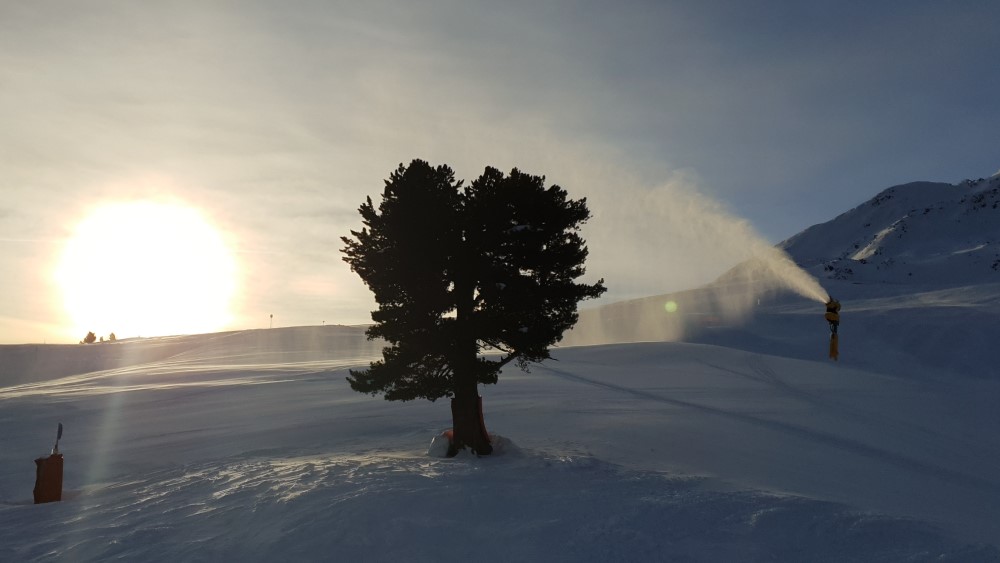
[{"x1": 2, "y1": 281, "x2": 1000, "y2": 562}]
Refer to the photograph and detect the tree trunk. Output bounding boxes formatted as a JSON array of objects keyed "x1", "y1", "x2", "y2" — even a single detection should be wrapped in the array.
[
  {"x1": 449, "y1": 273, "x2": 493, "y2": 456},
  {"x1": 450, "y1": 382, "x2": 492, "y2": 456}
]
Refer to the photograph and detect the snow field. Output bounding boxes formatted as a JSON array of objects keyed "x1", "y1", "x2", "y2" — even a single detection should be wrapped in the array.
[{"x1": 1, "y1": 323, "x2": 998, "y2": 561}]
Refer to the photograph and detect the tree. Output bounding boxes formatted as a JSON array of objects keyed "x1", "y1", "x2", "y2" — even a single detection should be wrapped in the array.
[
  {"x1": 82, "y1": 331, "x2": 97, "y2": 344},
  {"x1": 342, "y1": 159, "x2": 606, "y2": 455}
]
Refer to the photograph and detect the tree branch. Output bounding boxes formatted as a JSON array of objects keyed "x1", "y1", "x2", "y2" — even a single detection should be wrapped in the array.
[{"x1": 495, "y1": 352, "x2": 521, "y2": 369}]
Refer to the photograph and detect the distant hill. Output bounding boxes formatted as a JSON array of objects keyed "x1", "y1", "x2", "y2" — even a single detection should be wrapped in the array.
[
  {"x1": 0, "y1": 325, "x2": 381, "y2": 387},
  {"x1": 780, "y1": 175, "x2": 1000, "y2": 287}
]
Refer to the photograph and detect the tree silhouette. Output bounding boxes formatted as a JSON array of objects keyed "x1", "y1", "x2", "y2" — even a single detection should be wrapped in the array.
[
  {"x1": 342, "y1": 160, "x2": 606, "y2": 455},
  {"x1": 82, "y1": 331, "x2": 96, "y2": 344}
]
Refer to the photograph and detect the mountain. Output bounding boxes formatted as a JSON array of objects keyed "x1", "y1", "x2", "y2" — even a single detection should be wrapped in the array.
[
  {"x1": 563, "y1": 174, "x2": 1000, "y2": 380},
  {"x1": 781, "y1": 175, "x2": 1000, "y2": 287}
]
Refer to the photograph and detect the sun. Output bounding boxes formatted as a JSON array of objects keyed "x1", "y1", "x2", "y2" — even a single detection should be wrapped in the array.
[{"x1": 56, "y1": 200, "x2": 239, "y2": 340}]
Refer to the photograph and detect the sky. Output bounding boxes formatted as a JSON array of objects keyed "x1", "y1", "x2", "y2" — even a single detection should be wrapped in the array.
[{"x1": 2, "y1": 1, "x2": 999, "y2": 344}]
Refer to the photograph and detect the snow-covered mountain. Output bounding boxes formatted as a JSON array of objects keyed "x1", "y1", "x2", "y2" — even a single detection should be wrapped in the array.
[{"x1": 781, "y1": 174, "x2": 1000, "y2": 286}]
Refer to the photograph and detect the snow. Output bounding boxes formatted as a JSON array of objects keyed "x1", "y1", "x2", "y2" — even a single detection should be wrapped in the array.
[
  {"x1": 778, "y1": 176, "x2": 1000, "y2": 287},
  {"x1": 3, "y1": 176, "x2": 1000, "y2": 561},
  {"x1": 2, "y1": 320, "x2": 998, "y2": 561}
]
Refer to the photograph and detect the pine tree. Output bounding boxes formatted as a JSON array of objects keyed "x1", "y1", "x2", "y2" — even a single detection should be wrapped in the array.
[{"x1": 342, "y1": 159, "x2": 606, "y2": 455}]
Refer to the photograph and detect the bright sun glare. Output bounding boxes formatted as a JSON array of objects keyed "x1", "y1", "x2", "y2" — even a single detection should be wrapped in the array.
[{"x1": 56, "y1": 201, "x2": 239, "y2": 340}]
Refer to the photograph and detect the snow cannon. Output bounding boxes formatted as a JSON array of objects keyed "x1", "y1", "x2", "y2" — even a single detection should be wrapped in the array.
[
  {"x1": 824, "y1": 298, "x2": 841, "y2": 333},
  {"x1": 824, "y1": 299, "x2": 841, "y2": 361},
  {"x1": 33, "y1": 423, "x2": 64, "y2": 504}
]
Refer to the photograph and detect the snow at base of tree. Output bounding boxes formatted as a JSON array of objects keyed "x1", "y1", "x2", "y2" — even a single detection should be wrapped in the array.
[{"x1": 427, "y1": 432, "x2": 519, "y2": 458}]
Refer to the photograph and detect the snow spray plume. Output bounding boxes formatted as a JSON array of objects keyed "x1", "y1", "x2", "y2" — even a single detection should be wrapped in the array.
[{"x1": 564, "y1": 173, "x2": 829, "y2": 346}]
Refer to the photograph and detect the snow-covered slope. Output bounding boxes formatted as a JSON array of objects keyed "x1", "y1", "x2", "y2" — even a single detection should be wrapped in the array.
[
  {"x1": 1, "y1": 327, "x2": 999, "y2": 561},
  {"x1": 781, "y1": 175, "x2": 1000, "y2": 286}
]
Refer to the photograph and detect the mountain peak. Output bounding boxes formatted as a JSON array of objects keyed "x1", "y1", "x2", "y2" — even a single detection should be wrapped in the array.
[{"x1": 781, "y1": 177, "x2": 1000, "y2": 287}]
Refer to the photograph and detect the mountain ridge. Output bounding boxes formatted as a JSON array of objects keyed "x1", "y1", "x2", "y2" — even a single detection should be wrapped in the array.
[{"x1": 780, "y1": 175, "x2": 1000, "y2": 287}]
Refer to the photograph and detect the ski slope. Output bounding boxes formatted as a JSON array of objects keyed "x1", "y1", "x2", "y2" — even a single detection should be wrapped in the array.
[{"x1": 1, "y1": 316, "x2": 998, "y2": 561}]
